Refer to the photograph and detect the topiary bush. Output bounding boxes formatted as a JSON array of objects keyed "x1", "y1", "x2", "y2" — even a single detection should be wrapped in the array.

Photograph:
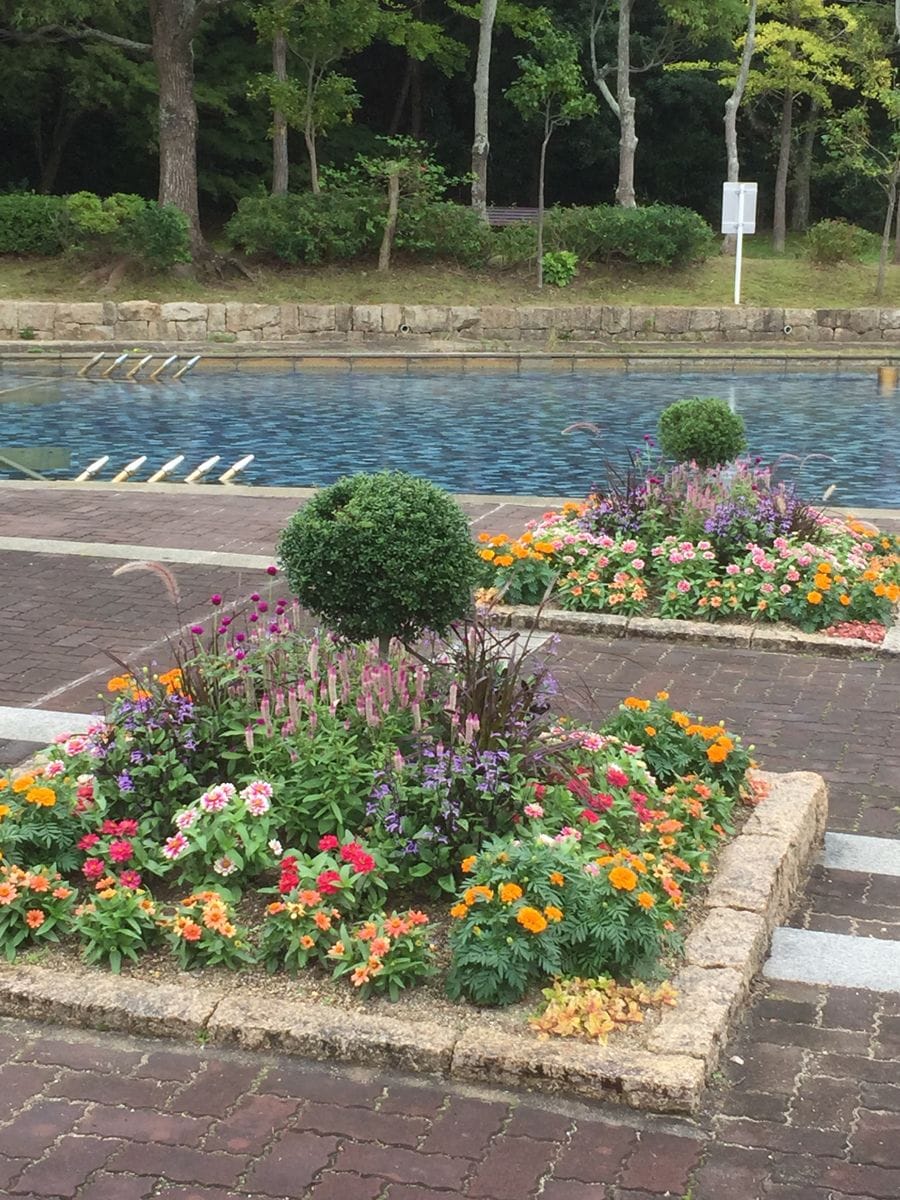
[
  {"x1": 805, "y1": 218, "x2": 874, "y2": 265},
  {"x1": 0, "y1": 193, "x2": 68, "y2": 254},
  {"x1": 277, "y1": 471, "x2": 480, "y2": 654},
  {"x1": 658, "y1": 396, "x2": 747, "y2": 468}
]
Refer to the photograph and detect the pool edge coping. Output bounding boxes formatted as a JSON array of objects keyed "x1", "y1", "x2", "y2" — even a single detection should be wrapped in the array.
[{"x1": 0, "y1": 769, "x2": 826, "y2": 1115}]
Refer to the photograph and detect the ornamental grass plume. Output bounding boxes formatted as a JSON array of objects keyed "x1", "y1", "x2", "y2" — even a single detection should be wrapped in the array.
[{"x1": 112, "y1": 559, "x2": 181, "y2": 605}]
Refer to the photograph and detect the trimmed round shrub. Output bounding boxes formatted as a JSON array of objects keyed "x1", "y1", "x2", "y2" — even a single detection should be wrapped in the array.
[
  {"x1": 277, "y1": 471, "x2": 479, "y2": 651},
  {"x1": 805, "y1": 219, "x2": 874, "y2": 265},
  {"x1": 658, "y1": 396, "x2": 747, "y2": 468},
  {"x1": 0, "y1": 193, "x2": 68, "y2": 255}
]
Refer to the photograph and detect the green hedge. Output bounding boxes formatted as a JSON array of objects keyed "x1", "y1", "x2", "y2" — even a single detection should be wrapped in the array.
[
  {"x1": 545, "y1": 204, "x2": 715, "y2": 267},
  {"x1": 226, "y1": 191, "x2": 381, "y2": 264},
  {"x1": 0, "y1": 191, "x2": 191, "y2": 268}
]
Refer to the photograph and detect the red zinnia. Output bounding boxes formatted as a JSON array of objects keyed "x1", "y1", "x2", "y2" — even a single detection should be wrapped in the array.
[
  {"x1": 316, "y1": 869, "x2": 342, "y2": 895},
  {"x1": 77, "y1": 833, "x2": 100, "y2": 850},
  {"x1": 108, "y1": 839, "x2": 133, "y2": 864},
  {"x1": 318, "y1": 835, "x2": 340, "y2": 851}
]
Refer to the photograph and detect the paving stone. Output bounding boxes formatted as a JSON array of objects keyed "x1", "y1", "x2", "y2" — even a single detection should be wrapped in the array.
[
  {"x1": 765, "y1": 928, "x2": 900, "y2": 992},
  {"x1": 724, "y1": 1042, "x2": 805, "y2": 1094},
  {"x1": 299, "y1": 1100, "x2": 429, "y2": 1146},
  {"x1": 330, "y1": 1142, "x2": 470, "y2": 1190},
  {"x1": 821, "y1": 832, "x2": 900, "y2": 876},
  {"x1": 106, "y1": 1143, "x2": 249, "y2": 1187},
  {"x1": 690, "y1": 1144, "x2": 774, "y2": 1200},
  {"x1": 24, "y1": 1038, "x2": 144, "y2": 1073},
  {"x1": 172, "y1": 1060, "x2": 260, "y2": 1117},
  {"x1": 0, "y1": 1061, "x2": 58, "y2": 1108},
  {"x1": 851, "y1": 1109, "x2": 900, "y2": 1168},
  {"x1": 49, "y1": 1070, "x2": 176, "y2": 1109},
  {"x1": 204, "y1": 1093, "x2": 300, "y2": 1154},
  {"x1": 862, "y1": 1082, "x2": 900, "y2": 1112},
  {"x1": 0, "y1": 1098, "x2": 87, "y2": 1157},
  {"x1": 618, "y1": 1131, "x2": 702, "y2": 1193},
  {"x1": 418, "y1": 1096, "x2": 508, "y2": 1158},
  {"x1": 77, "y1": 1104, "x2": 212, "y2": 1145},
  {"x1": 716, "y1": 1117, "x2": 846, "y2": 1158},
  {"x1": 505, "y1": 1106, "x2": 573, "y2": 1142},
  {"x1": 820, "y1": 987, "x2": 881, "y2": 1031},
  {"x1": 540, "y1": 1182, "x2": 611, "y2": 1200},
  {"x1": 378, "y1": 1082, "x2": 447, "y2": 1118},
  {"x1": 261, "y1": 1064, "x2": 383, "y2": 1107},
  {"x1": 306, "y1": 1173, "x2": 385, "y2": 1199},
  {"x1": 243, "y1": 1130, "x2": 342, "y2": 1197},
  {"x1": 134, "y1": 1051, "x2": 202, "y2": 1083},
  {"x1": 9, "y1": 1134, "x2": 125, "y2": 1196},
  {"x1": 74, "y1": 1174, "x2": 156, "y2": 1200},
  {"x1": 554, "y1": 1123, "x2": 637, "y2": 1183},
  {"x1": 467, "y1": 1134, "x2": 558, "y2": 1198}
]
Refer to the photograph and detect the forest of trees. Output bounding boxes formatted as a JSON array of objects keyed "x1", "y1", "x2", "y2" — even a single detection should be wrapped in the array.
[{"x1": 2, "y1": 1, "x2": 900, "y2": 255}]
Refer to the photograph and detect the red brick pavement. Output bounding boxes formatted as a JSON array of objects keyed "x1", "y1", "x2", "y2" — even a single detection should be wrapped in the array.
[{"x1": 1, "y1": 992, "x2": 898, "y2": 1200}]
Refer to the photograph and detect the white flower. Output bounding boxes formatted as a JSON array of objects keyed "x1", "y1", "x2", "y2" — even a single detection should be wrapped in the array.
[
  {"x1": 268, "y1": 838, "x2": 283, "y2": 857},
  {"x1": 213, "y1": 856, "x2": 238, "y2": 876},
  {"x1": 175, "y1": 809, "x2": 198, "y2": 831}
]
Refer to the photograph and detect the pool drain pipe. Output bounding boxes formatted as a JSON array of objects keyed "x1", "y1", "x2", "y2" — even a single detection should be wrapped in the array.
[
  {"x1": 218, "y1": 454, "x2": 254, "y2": 484},
  {"x1": 147, "y1": 454, "x2": 186, "y2": 483},
  {"x1": 398, "y1": 323, "x2": 412, "y2": 335},
  {"x1": 74, "y1": 455, "x2": 109, "y2": 482},
  {"x1": 110, "y1": 455, "x2": 147, "y2": 483},
  {"x1": 184, "y1": 455, "x2": 221, "y2": 484}
]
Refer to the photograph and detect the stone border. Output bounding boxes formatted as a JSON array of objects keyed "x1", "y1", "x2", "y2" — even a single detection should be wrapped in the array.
[
  {"x1": 0, "y1": 771, "x2": 825, "y2": 1114},
  {"x1": 3, "y1": 300, "x2": 900, "y2": 344},
  {"x1": 493, "y1": 604, "x2": 900, "y2": 659}
]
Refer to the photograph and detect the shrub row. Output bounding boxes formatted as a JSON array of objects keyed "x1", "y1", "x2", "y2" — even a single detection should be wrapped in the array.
[
  {"x1": 225, "y1": 193, "x2": 715, "y2": 270},
  {"x1": 0, "y1": 191, "x2": 191, "y2": 268}
]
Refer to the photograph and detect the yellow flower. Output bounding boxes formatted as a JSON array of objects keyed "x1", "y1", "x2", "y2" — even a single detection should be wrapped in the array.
[
  {"x1": 478, "y1": 549, "x2": 495, "y2": 562},
  {"x1": 0, "y1": 804, "x2": 10, "y2": 820},
  {"x1": 11, "y1": 775, "x2": 35, "y2": 794},
  {"x1": 656, "y1": 690, "x2": 669, "y2": 701},
  {"x1": 516, "y1": 906, "x2": 548, "y2": 934},
  {"x1": 499, "y1": 882, "x2": 523, "y2": 904},
  {"x1": 623, "y1": 697, "x2": 650, "y2": 712},
  {"x1": 644, "y1": 726, "x2": 657, "y2": 737}
]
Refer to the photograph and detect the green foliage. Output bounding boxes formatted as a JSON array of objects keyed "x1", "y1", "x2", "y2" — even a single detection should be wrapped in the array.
[
  {"x1": 396, "y1": 200, "x2": 492, "y2": 267},
  {"x1": 0, "y1": 193, "x2": 67, "y2": 254},
  {"x1": 490, "y1": 221, "x2": 537, "y2": 267},
  {"x1": 225, "y1": 190, "x2": 380, "y2": 263},
  {"x1": 73, "y1": 885, "x2": 159, "y2": 974},
  {"x1": 121, "y1": 201, "x2": 191, "y2": 268},
  {"x1": 658, "y1": 396, "x2": 747, "y2": 468},
  {"x1": 0, "y1": 774, "x2": 82, "y2": 874},
  {"x1": 541, "y1": 249, "x2": 578, "y2": 287},
  {"x1": 804, "y1": 218, "x2": 874, "y2": 265},
  {"x1": 545, "y1": 205, "x2": 715, "y2": 267},
  {"x1": 505, "y1": 26, "x2": 597, "y2": 131},
  {"x1": 277, "y1": 471, "x2": 479, "y2": 649}
]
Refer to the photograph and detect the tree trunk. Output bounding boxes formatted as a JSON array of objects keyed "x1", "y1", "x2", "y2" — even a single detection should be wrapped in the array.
[
  {"x1": 378, "y1": 171, "x2": 401, "y2": 272},
  {"x1": 893, "y1": 190, "x2": 900, "y2": 264},
  {"x1": 722, "y1": 0, "x2": 757, "y2": 255},
  {"x1": 537, "y1": 114, "x2": 550, "y2": 290},
  {"x1": 271, "y1": 29, "x2": 289, "y2": 196},
  {"x1": 148, "y1": 0, "x2": 204, "y2": 256},
  {"x1": 471, "y1": 0, "x2": 498, "y2": 221},
  {"x1": 772, "y1": 88, "x2": 794, "y2": 253},
  {"x1": 304, "y1": 123, "x2": 320, "y2": 194},
  {"x1": 790, "y1": 98, "x2": 819, "y2": 233},
  {"x1": 876, "y1": 157, "x2": 900, "y2": 300},
  {"x1": 615, "y1": 0, "x2": 637, "y2": 208}
]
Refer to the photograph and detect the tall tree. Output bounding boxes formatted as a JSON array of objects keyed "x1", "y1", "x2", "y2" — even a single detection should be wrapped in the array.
[
  {"x1": 471, "y1": 0, "x2": 499, "y2": 220},
  {"x1": 506, "y1": 23, "x2": 596, "y2": 287}
]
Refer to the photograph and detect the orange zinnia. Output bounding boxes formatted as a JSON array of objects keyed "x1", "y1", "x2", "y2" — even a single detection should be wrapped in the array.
[{"x1": 25, "y1": 909, "x2": 45, "y2": 929}]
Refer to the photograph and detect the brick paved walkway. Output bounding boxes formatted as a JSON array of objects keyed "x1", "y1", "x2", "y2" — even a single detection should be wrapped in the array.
[{"x1": 1, "y1": 483, "x2": 898, "y2": 1199}]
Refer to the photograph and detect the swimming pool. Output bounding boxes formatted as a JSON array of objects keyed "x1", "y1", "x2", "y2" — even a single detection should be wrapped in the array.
[{"x1": 1, "y1": 370, "x2": 898, "y2": 506}]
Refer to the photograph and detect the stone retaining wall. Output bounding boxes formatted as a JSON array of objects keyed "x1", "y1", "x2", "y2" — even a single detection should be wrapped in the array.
[{"x1": 3, "y1": 300, "x2": 900, "y2": 344}]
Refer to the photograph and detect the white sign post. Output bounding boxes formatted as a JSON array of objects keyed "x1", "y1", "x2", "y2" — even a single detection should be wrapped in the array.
[{"x1": 721, "y1": 182, "x2": 758, "y2": 305}]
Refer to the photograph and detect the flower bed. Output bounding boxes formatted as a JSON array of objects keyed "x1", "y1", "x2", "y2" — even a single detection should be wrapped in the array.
[
  {"x1": 0, "y1": 591, "x2": 765, "y2": 1043},
  {"x1": 478, "y1": 459, "x2": 900, "y2": 636}
]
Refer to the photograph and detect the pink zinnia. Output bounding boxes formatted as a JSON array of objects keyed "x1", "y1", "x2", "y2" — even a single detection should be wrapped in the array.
[
  {"x1": 175, "y1": 809, "x2": 198, "y2": 831},
  {"x1": 77, "y1": 833, "x2": 100, "y2": 851},
  {"x1": 316, "y1": 869, "x2": 342, "y2": 895},
  {"x1": 523, "y1": 803, "x2": 544, "y2": 819},
  {"x1": 119, "y1": 870, "x2": 142, "y2": 890},
  {"x1": 162, "y1": 832, "x2": 189, "y2": 860},
  {"x1": 108, "y1": 839, "x2": 133, "y2": 864},
  {"x1": 318, "y1": 834, "x2": 340, "y2": 851},
  {"x1": 200, "y1": 784, "x2": 235, "y2": 813},
  {"x1": 117, "y1": 819, "x2": 139, "y2": 837},
  {"x1": 82, "y1": 858, "x2": 105, "y2": 880}
]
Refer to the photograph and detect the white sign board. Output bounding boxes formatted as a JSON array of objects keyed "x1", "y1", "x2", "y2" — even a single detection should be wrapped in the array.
[{"x1": 721, "y1": 182, "x2": 758, "y2": 235}]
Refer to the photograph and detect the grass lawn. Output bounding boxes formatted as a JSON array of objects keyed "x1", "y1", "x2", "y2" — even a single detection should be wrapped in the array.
[{"x1": 3, "y1": 238, "x2": 900, "y2": 308}]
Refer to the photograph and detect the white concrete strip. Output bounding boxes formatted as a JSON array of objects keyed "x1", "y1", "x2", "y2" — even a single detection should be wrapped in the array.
[
  {"x1": 764, "y1": 927, "x2": 900, "y2": 993},
  {"x1": 821, "y1": 832, "x2": 900, "y2": 878},
  {"x1": 0, "y1": 706, "x2": 89, "y2": 744},
  {"x1": 0, "y1": 536, "x2": 272, "y2": 570}
]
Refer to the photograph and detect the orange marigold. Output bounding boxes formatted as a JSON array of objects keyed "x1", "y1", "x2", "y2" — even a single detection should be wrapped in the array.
[
  {"x1": 706, "y1": 743, "x2": 728, "y2": 763},
  {"x1": 464, "y1": 885, "x2": 494, "y2": 906},
  {"x1": 608, "y1": 866, "x2": 638, "y2": 891},
  {"x1": 543, "y1": 905, "x2": 563, "y2": 923},
  {"x1": 460, "y1": 856, "x2": 477, "y2": 873},
  {"x1": 499, "y1": 882, "x2": 523, "y2": 904},
  {"x1": 636, "y1": 892, "x2": 655, "y2": 909},
  {"x1": 623, "y1": 696, "x2": 650, "y2": 712},
  {"x1": 549, "y1": 871, "x2": 565, "y2": 887},
  {"x1": 450, "y1": 902, "x2": 469, "y2": 919},
  {"x1": 516, "y1": 906, "x2": 548, "y2": 934},
  {"x1": 25, "y1": 786, "x2": 56, "y2": 808}
]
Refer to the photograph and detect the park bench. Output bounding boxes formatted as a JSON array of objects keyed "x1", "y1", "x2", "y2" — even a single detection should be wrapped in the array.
[{"x1": 486, "y1": 207, "x2": 539, "y2": 226}]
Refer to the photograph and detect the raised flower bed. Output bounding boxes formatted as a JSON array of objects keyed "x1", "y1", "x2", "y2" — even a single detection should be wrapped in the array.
[{"x1": 478, "y1": 459, "x2": 900, "y2": 645}]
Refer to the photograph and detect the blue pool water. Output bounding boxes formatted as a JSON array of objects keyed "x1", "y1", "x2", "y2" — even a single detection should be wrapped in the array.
[{"x1": 1, "y1": 370, "x2": 898, "y2": 505}]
